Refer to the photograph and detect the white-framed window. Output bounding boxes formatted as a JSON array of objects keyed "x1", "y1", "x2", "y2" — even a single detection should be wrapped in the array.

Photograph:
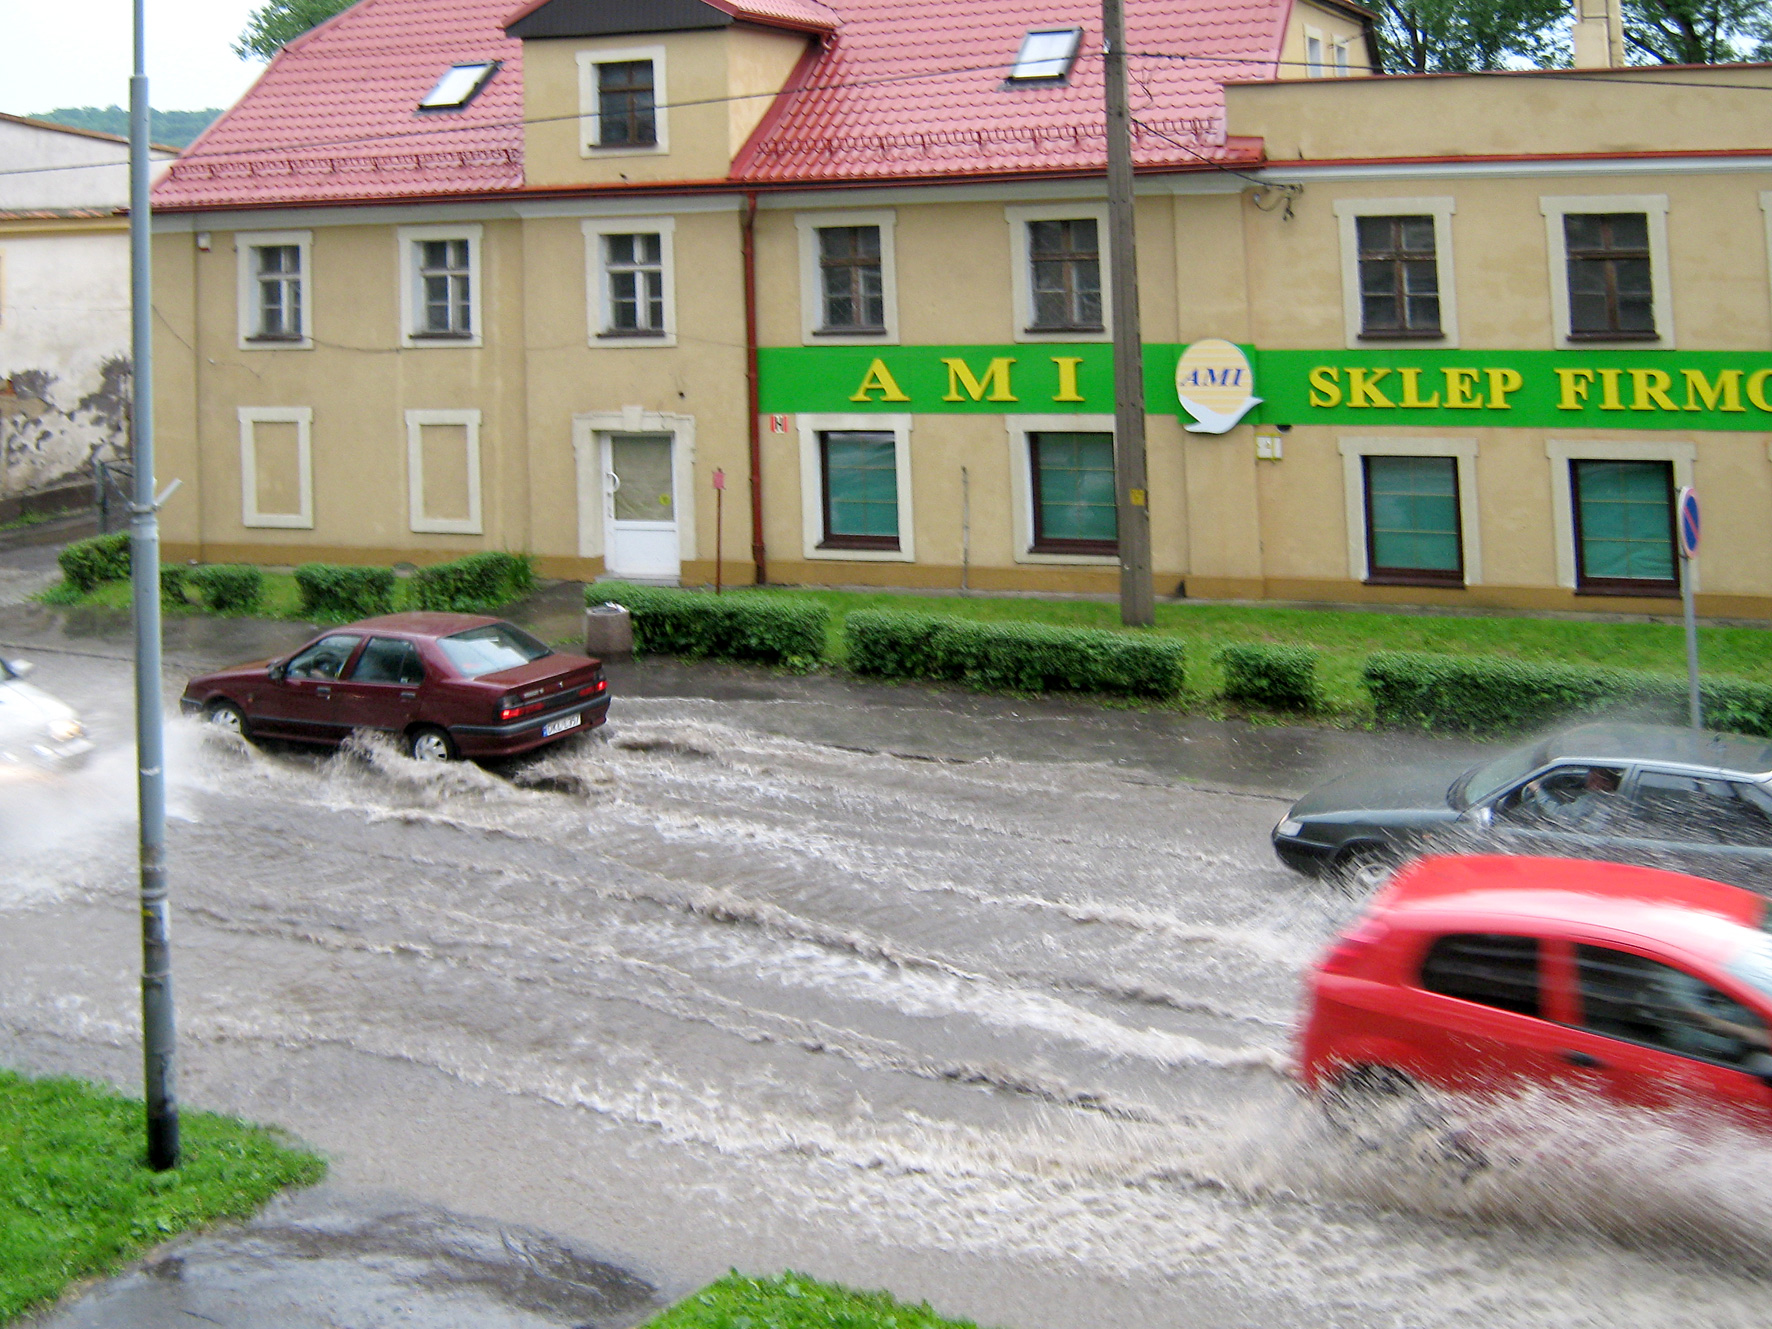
[
  {"x1": 582, "y1": 216, "x2": 676, "y2": 345},
  {"x1": 237, "y1": 407, "x2": 313, "y2": 529},
  {"x1": 1332, "y1": 198, "x2": 1458, "y2": 348},
  {"x1": 1333, "y1": 35, "x2": 1352, "y2": 74},
  {"x1": 1005, "y1": 201, "x2": 1111, "y2": 343},
  {"x1": 1541, "y1": 195, "x2": 1673, "y2": 349},
  {"x1": 1338, "y1": 437, "x2": 1481, "y2": 587},
  {"x1": 578, "y1": 46, "x2": 667, "y2": 156},
  {"x1": 796, "y1": 413, "x2": 914, "y2": 562},
  {"x1": 397, "y1": 224, "x2": 482, "y2": 348},
  {"x1": 1305, "y1": 27, "x2": 1326, "y2": 76},
  {"x1": 1545, "y1": 438, "x2": 1695, "y2": 593},
  {"x1": 795, "y1": 210, "x2": 898, "y2": 345},
  {"x1": 1006, "y1": 414, "x2": 1119, "y2": 565},
  {"x1": 235, "y1": 230, "x2": 311, "y2": 350},
  {"x1": 405, "y1": 408, "x2": 483, "y2": 535}
]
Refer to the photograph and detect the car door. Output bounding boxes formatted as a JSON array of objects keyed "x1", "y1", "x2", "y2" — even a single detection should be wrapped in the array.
[
  {"x1": 332, "y1": 636, "x2": 426, "y2": 737},
  {"x1": 1557, "y1": 941, "x2": 1772, "y2": 1128},
  {"x1": 254, "y1": 633, "x2": 362, "y2": 743},
  {"x1": 1397, "y1": 931, "x2": 1574, "y2": 1095},
  {"x1": 1485, "y1": 763, "x2": 1628, "y2": 862},
  {"x1": 1608, "y1": 768, "x2": 1772, "y2": 887}
]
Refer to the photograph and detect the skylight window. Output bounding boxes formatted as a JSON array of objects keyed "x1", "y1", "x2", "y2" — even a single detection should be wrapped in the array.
[
  {"x1": 1008, "y1": 28, "x2": 1082, "y2": 82},
  {"x1": 419, "y1": 62, "x2": 499, "y2": 112}
]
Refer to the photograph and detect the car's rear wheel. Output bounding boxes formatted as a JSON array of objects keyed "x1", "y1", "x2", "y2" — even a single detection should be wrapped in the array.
[
  {"x1": 407, "y1": 725, "x2": 456, "y2": 763},
  {"x1": 1334, "y1": 845, "x2": 1397, "y2": 894},
  {"x1": 1320, "y1": 1065, "x2": 1485, "y2": 1177},
  {"x1": 204, "y1": 699, "x2": 251, "y2": 741}
]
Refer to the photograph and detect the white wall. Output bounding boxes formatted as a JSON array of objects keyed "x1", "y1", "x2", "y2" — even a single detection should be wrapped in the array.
[{"x1": 0, "y1": 115, "x2": 172, "y2": 211}]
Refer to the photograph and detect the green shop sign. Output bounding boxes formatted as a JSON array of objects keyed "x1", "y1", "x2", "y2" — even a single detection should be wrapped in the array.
[{"x1": 757, "y1": 344, "x2": 1772, "y2": 433}]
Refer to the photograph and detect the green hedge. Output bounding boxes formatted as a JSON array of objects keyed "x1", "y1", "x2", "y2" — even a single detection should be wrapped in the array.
[
  {"x1": 160, "y1": 566, "x2": 188, "y2": 605},
  {"x1": 57, "y1": 533, "x2": 131, "y2": 591},
  {"x1": 1217, "y1": 642, "x2": 1320, "y2": 710},
  {"x1": 594, "y1": 583, "x2": 827, "y2": 669},
  {"x1": 845, "y1": 609, "x2": 1186, "y2": 698},
  {"x1": 409, "y1": 552, "x2": 534, "y2": 613},
  {"x1": 1363, "y1": 650, "x2": 1772, "y2": 738},
  {"x1": 295, "y1": 563, "x2": 396, "y2": 620},
  {"x1": 186, "y1": 564, "x2": 263, "y2": 613}
]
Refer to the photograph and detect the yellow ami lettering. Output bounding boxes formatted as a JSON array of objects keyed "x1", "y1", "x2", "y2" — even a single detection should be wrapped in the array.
[
  {"x1": 1308, "y1": 366, "x2": 1342, "y2": 407},
  {"x1": 1555, "y1": 368, "x2": 1595, "y2": 410},
  {"x1": 1629, "y1": 368, "x2": 1678, "y2": 412},
  {"x1": 1597, "y1": 368, "x2": 1625, "y2": 410},
  {"x1": 1346, "y1": 367, "x2": 1395, "y2": 408},
  {"x1": 849, "y1": 358, "x2": 910, "y2": 403},
  {"x1": 1398, "y1": 367, "x2": 1440, "y2": 408},
  {"x1": 1683, "y1": 368, "x2": 1745, "y2": 413},
  {"x1": 1749, "y1": 369, "x2": 1772, "y2": 413},
  {"x1": 1485, "y1": 367, "x2": 1524, "y2": 409},
  {"x1": 1442, "y1": 367, "x2": 1483, "y2": 409},
  {"x1": 941, "y1": 357, "x2": 1018, "y2": 403},
  {"x1": 1050, "y1": 356, "x2": 1085, "y2": 403}
]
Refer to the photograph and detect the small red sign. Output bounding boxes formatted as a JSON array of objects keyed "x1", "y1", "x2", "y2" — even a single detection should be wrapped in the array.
[
  {"x1": 770, "y1": 414, "x2": 787, "y2": 433},
  {"x1": 712, "y1": 468, "x2": 726, "y2": 491}
]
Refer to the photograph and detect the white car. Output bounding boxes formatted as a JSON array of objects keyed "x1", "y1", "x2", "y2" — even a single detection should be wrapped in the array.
[{"x1": 0, "y1": 657, "x2": 94, "y2": 776}]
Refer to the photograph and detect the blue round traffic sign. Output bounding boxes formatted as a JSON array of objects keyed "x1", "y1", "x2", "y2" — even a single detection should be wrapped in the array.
[{"x1": 1676, "y1": 486, "x2": 1700, "y2": 559}]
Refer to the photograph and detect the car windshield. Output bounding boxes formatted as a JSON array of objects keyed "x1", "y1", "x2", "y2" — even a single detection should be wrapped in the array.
[
  {"x1": 437, "y1": 623, "x2": 553, "y2": 679},
  {"x1": 1727, "y1": 936, "x2": 1772, "y2": 1002},
  {"x1": 1451, "y1": 741, "x2": 1548, "y2": 809}
]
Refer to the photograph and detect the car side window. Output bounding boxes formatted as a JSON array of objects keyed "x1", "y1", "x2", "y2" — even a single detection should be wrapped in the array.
[
  {"x1": 1576, "y1": 944, "x2": 1771, "y2": 1068},
  {"x1": 284, "y1": 634, "x2": 361, "y2": 681},
  {"x1": 1419, "y1": 933, "x2": 1542, "y2": 1018},
  {"x1": 1495, "y1": 764, "x2": 1624, "y2": 829},
  {"x1": 350, "y1": 637, "x2": 425, "y2": 685},
  {"x1": 1625, "y1": 771, "x2": 1768, "y2": 844}
]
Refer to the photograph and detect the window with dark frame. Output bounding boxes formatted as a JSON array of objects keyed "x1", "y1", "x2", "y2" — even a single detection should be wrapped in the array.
[
  {"x1": 252, "y1": 244, "x2": 302, "y2": 340},
  {"x1": 1356, "y1": 215, "x2": 1440, "y2": 338},
  {"x1": 416, "y1": 238, "x2": 471, "y2": 337},
  {"x1": 1564, "y1": 213, "x2": 1656, "y2": 340},
  {"x1": 1029, "y1": 432, "x2": 1117, "y2": 555},
  {"x1": 1419, "y1": 933, "x2": 1542, "y2": 1019},
  {"x1": 819, "y1": 430, "x2": 899, "y2": 550},
  {"x1": 818, "y1": 226, "x2": 885, "y2": 333},
  {"x1": 597, "y1": 60, "x2": 656, "y2": 147},
  {"x1": 603, "y1": 233, "x2": 664, "y2": 335},
  {"x1": 1570, "y1": 459, "x2": 1676, "y2": 596},
  {"x1": 1362, "y1": 455, "x2": 1462, "y2": 586},
  {"x1": 1028, "y1": 219, "x2": 1102, "y2": 331}
]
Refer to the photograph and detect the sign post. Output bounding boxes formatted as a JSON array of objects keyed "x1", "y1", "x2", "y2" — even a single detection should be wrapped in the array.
[
  {"x1": 712, "y1": 468, "x2": 725, "y2": 595},
  {"x1": 1676, "y1": 485, "x2": 1702, "y2": 732}
]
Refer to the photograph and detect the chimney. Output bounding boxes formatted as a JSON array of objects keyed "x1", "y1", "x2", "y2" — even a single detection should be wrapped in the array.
[{"x1": 1572, "y1": 0, "x2": 1625, "y2": 68}]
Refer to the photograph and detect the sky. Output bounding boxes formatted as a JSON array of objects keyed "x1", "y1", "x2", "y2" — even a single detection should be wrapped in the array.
[{"x1": 0, "y1": 0, "x2": 269, "y2": 116}]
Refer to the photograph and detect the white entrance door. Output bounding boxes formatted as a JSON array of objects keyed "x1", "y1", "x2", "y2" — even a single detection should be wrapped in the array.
[{"x1": 603, "y1": 433, "x2": 679, "y2": 579}]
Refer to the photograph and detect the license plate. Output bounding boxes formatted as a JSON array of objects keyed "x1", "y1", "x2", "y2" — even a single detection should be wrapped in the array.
[{"x1": 542, "y1": 713, "x2": 582, "y2": 737}]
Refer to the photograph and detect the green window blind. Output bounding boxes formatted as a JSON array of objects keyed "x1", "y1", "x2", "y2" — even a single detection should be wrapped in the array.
[
  {"x1": 822, "y1": 431, "x2": 899, "y2": 545},
  {"x1": 1573, "y1": 460, "x2": 1673, "y2": 585},
  {"x1": 1364, "y1": 455, "x2": 1461, "y2": 578},
  {"x1": 1032, "y1": 432, "x2": 1116, "y2": 549}
]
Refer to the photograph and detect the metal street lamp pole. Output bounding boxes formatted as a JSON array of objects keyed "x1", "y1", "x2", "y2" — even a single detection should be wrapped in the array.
[
  {"x1": 131, "y1": 0, "x2": 179, "y2": 1171},
  {"x1": 1102, "y1": 0, "x2": 1154, "y2": 627}
]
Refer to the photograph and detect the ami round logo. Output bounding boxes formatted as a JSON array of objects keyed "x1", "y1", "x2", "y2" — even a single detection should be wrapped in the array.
[{"x1": 1175, "y1": 339, "x2": 1261, "y2": 434}]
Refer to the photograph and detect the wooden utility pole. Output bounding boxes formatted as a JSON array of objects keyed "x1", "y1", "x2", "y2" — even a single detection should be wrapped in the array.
[{"x1": 1102, "y1": 0, "x2": 1155, "y2": 626}]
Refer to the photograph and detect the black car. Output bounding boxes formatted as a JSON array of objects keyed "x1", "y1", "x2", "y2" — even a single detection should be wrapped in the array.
[{"x1": 1273, "y1": 722, "x2": 1772, "y2": 890}]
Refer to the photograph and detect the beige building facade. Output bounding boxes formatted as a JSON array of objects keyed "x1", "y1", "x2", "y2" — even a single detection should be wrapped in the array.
[{"x1": 151, "y1": 0, "x2": 1772, "y2": 619}]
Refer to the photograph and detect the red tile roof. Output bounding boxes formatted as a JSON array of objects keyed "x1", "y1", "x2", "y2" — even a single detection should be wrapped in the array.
[{"x1": 156, "y1": 0, "x2": 1284, "y2": 209}]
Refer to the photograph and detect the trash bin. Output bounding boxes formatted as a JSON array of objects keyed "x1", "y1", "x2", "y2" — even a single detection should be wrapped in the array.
[{"x1": 584, "y1": 601, "x2": 634, "y2": 660}]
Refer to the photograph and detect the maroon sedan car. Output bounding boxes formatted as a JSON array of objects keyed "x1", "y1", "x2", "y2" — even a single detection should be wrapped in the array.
[{"x1": 180, "y1": 613, "x2": 609, "y2": 762}]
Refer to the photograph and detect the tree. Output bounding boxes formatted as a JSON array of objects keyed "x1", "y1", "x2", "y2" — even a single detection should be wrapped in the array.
[
  {"x1": 233, "y1": 0, "x2": 359, "y2": 60},
  {"x1": 1370, "y1": 0, "x2": 1572, "y2": 72},
  {"x1": 1622, "y1": 0, "x2": 1772, "y2": 62}
]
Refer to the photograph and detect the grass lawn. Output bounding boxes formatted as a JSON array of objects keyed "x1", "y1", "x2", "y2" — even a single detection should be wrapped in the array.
[
  {"x1": 715, "y1": 585, "x2": 1772, "y2": 718},
  {"x1": 643, "y1": 1271, "x2": 991, "y2": 1329},
  {"x1": 0, "y1": 1069, "x2": 324, "y2": 1322}
]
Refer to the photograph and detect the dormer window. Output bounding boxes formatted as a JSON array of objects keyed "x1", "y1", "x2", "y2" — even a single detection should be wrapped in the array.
[
  {"x1": 419, "y1": 62, "x2": 498, "y2": 112},
  {"x1": 1008, "y1": 28, "x2": 1082, "y2": 83}
]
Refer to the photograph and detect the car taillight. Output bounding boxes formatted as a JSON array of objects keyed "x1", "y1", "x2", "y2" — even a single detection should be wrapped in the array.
[
  {"x1": 579, "y1": 677, "x2": 607, "y2": 697},
  {"x1": 498, "y1": 695, "x2": 548, "y2": 722},
  {"x1": 1319, "y1": 920, "x2": 1386, "y2": 976}
]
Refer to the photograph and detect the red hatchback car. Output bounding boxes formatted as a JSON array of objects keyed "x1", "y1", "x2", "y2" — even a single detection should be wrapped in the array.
[
  {"x1": 180, "y1": 613, "x2": 609, "y2": 762},
  {"x1": 1300, "y1": 855, "x2": 1772, "y2": 1128}
]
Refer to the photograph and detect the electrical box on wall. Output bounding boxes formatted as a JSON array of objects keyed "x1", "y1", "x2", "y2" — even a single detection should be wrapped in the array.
[{"x1": 1255, "y1": 429, "x2": 1283, "y2": 461}]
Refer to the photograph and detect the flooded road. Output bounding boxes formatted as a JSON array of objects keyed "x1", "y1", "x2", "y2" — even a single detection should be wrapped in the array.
[{"x1": 5, "y1": 645, "x2": 1772, "y2": 1327}]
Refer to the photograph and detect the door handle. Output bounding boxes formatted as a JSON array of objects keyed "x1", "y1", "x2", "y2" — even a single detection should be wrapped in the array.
[
  {"x1": 400, "y1": 691, "x2": 418, "y2": 701},
  {"x1": 315, "y1": 685, "x2": 331, "y2": 699},
  {"x1": 1561, "y1": 1049, "x2": 1604, "y2": 1069},
  {"x1": 605, "y1": 471, "x2": 622, "y2": 494}
]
